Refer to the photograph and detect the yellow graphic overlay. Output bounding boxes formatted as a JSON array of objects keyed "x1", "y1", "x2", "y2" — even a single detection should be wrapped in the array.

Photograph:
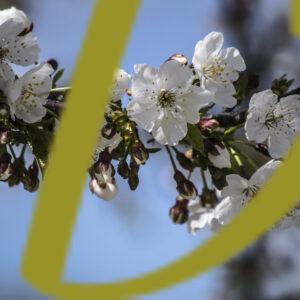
[
  {"x1": 21, "y1": 1, "x2": 300, "y2": 299},
  {"x1": 291, "y1": 0, "x2": 300, "y2": 37}
]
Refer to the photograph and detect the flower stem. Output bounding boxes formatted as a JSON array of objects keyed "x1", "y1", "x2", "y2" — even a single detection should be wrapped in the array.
[
  {"x1": 20, "y1": 144, "x2": 26, "y2": 159},
  {"x1": 46, "y1": 108, "x2": 59, "y2": 119},
  {"x1": 224, "y1": 122, "x2": 245, "y2": 136},
  {"x1": 8, "y1": 144, "x2": 17, "y2": 160},
  {"x1": 200, "y1": 167, "x2": 208, "y2": 189},
  {"x1": 165, "y1": 145, "x2": 177, "y2": 172}
]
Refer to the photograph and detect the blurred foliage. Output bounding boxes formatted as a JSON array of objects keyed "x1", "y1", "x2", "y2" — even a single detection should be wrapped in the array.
[{"x1": 0, "y1": 0, "x2": 29, "y2": 10}]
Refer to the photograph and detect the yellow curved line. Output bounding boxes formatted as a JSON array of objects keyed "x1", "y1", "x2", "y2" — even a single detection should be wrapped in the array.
[
  {"x1": 21, "y1": 0, "x2": 300, "y2": 299},
  {"x1": 291, "y1": 0, "x2": 300, "y2": 37}
]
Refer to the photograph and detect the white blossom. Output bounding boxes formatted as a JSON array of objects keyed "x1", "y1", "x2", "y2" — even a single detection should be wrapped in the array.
[
  {"x1": 188, "y1": 197, "x2": 221, "y2": 234},
  {"x1": 0, "y1": 13, "x2": 39, "y2": 79},
  {"x1": 110, "y1": 69, "x2": 131, "y2": 102},
  {"x1": 6, "y1": 63, "x2": 54, "y2": 123},
  {"x1": 216, "y1": 160, "x2": 281, "y2": 225},
  {"x1": 0, "y1": 7, "x2": 31, "y2": 30},
  {"x1": 245, "y1": 90, "x2": 300, "y2": 158},
  {"x1": 276, "y1": 204, "x2": 300, "y2": 229},
  {"x1": 127, "y1": 60, "x2": 211, "y2": 145},
  {"x1": 192, "y1": 31, "x2": 246, "y2": 108},
  {"x1": 208, "y1": 144, "x2": 231, "y2": 169}
]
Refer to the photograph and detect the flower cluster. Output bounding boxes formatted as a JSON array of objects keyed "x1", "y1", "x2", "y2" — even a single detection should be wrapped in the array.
[
  {"x1": 90, "y1": 31, "x2": 300, "y2": 233},
  {"x1": 1, "y1": 7, "x2": 300, "y2": 235},
  {"x1": 0, "y1": 7, "x2": 67, "y2": 190}
]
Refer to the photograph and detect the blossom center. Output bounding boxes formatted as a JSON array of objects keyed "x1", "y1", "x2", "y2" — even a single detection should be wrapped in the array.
[
  {"x1": 242, "y1": 184, "x2": 259, "y2": 203},
  {"x1": 203, "y1": 57, "x2": 229, "y2": 84},
  {"x1": 157, "y1": 90, "x2": 176, "y2": 108},
  {"x1": 265, "y1": 111, "x2": 283, "y2": 129},
  {"x1": 0, "y1": 47, "x2": 9, "y2": 60}
]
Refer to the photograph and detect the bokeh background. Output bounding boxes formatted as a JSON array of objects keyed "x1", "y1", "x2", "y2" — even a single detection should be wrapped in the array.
[{"x1": 1, "y1": 0, "x2": 300, "y2": 299}]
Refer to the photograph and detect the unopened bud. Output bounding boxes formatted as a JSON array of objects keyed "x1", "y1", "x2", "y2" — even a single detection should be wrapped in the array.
[
  {"x1": 0, "y1": 103, "x2": 10, "y2": 120},
  {"x1": 174, "y1": 171, "x2": 198, "y2": 200},
  {"x1": 132, "y1": 141, "x2": 149, "y2": 165},
  {"x1": 128, "y1": 173, "x2": 139, "y2": 191},
  {"x1": 7, "y1": 158, "x2": 25, "y2": 187},
  {"x1": 198, "y1": 118, "x2": 219, "y2": 134},
  {"x1": 200, "y1": 188, "x2": 218, "y2": 207},
  {"x1": 0, "y1": 128, "x2": 12, "y2": 144},
  {"x1": 176, "y1": 151, "x2": 194, "y2": 171},
  {"x1": 22, "y1": 161, "x2": 39, "y2": 192},
  {"x1": 0, "y1": 152, "x2": 12, "y2": 181},
  {"x1": 117, "y1": 159, "x2": 130, "y2": 179},
  {"x1": 167, "y1": 53, "x2": 188, "y2": 66},
  {"x1": 185, "y1": 148, "x2": 193, "y2": 160},
  {"x1": 169, "y1": 197, "x2": 189, "y2": 224},
  {"x1": 97, "y1": 148, "x2": 112, "y2": 165},
  {"x1": 89, "y1": 178, "x2": 118, "y2": 201},
  {"x1": 101, "y1": 122, "x2": 116, "y2": 139}
]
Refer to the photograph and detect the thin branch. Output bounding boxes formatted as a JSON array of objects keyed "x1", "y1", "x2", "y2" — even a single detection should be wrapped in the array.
[{"x1": 165, "y1": 145, "x2": 177, "y2": 172}]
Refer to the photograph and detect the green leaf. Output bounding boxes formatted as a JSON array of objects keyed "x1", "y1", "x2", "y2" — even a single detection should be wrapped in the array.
[
  {"x1": 147, "y1": 147, "x2": 161, "y2": 154},
  {"x1": 234, "y1": 74, "x2": 259, "y2": 102},
  {"x1": 25, "y1": 127, "x2": 53, "y2": 174},
  {"x1": 184, "y1": 124, "x2": 204, "y2": 155},
  {"x1": 52, "y1": 69, "x2": 65, "y2": 87}
]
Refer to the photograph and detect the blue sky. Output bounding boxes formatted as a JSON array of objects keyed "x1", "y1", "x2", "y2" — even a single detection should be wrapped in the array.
[{"x1": 0, "y1": 0, "x2": 290, "y2": 299}]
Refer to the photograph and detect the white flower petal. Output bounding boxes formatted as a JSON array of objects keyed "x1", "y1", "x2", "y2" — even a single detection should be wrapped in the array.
[
  {"x1": 110, "y1": 69, "x2": 131, "y2": 102},
  {"x1": 208, "y1": 145, "x2": 231, "y2": 169},
  {"x1": 192, "y1": 32, "x2": 224, "y2": 67},
  {"x1": 220, "y1": 47, "x2": 246, "y2": 72},
  {"x1": 221, "y1": 174, "x2": 249, "y2": 198},
  {"x1": 22, "y1": 63, "x2": 54, "y2": 96},
  {"x1": 206, "y1": 80, "x2": 237, "y2": 108},
  {"x1": 251, "y1": 159, "x2": 280, "y2": 187},
  {"x1": 214, "y1": 196, "x2": 243, "y2": 225},
  {"x1": 245, "y1": 111, "x2": 269, "y2": 143},
  {"x1": 6, "y1": 32, "x2": 40, "y2": 66},
  {"x1": 177, "y1": 86, "x2": 211, "y2": 123},
  {"x1": 249, "y1": 90, "x2": 277, "y2": 111},
  {"x1": 152, "y1": 110, "x2": 187, "y2": 145},
  {"x1": 268, "y1": 131, "x2": 293, "y2": 159},
  {"x1": 14, "y1": 101, "x2": 47, "y2": 123},
  {"x1": 158, "y1": 60, "x2": 193, "y2": 90},
  {"x1": 0, "y1": 7, "x2": 31, "y2": 29},
  {"x1": 127, "y1": 100, "x2": 162, "y2": 132}
]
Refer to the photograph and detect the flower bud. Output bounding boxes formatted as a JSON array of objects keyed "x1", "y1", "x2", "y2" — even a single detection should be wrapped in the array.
[
  {"x1": 22, "y1": 161, "x2": 39, "y2": 192},
  {"x1": 132, "y1": 141, "x2": 149, "y2": 165},
  {"x1": 0, "y1": 152, "x2": 12, "y2": 181},
  {"x1": 128, "y1": 173, "x2": 139, "y2": 191},
  {"x1": 0, "y1": 128, "x2": 12, "y2": 144},
  {"x1": 89, "y1": 178, "x2": 118, "y2": 201},
  {"x1": 0, "y1": 103, "x2": 10, "y2": 120},
  {"x1": 185, "y1": 148, "x2": 193, "y2": 160},
  {"x1": 200, "y1": 188, "x2": 218, "y2": 207},
  {"x1": 174, "y1": 171, "x2": 198, "y2": 200},
  {"x1": 167, "y1": 54, "x2": 188, "y2": 66},
  {"x1": 101, "y1": 122, "x2": 116, "y2": 139},
  {"x1": 94, "y1": 161, "x2": 115, "y2": 182},
  {"x1": 176, "y1": 151, "x2": 194, "y2": 172},
  {"x1": 117, "y1": 159, "x2": 130, "y2": 179},
  {"x1": 198, "y1": 117, "x2": 219, "y2": 134},
  {"x1": 7, "y1": 158, "x2": 25, "y2": 187},
  {"x1": 97, "y1": 148, "x2": 112, "y2": 165},
  {"x1": 169, "y1": 197, "x2": 189, "y2": 224}
]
